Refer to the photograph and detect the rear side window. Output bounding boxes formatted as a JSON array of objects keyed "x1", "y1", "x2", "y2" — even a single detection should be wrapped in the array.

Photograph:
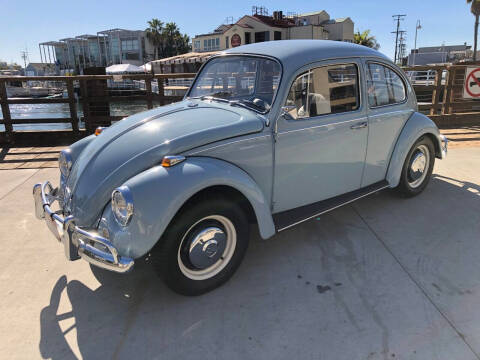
[
  {"x1": 285, "y1": 63, "x2": 359, "y2": 119},
  {"x1": 366, "y1": 63, "x2": 406, "y2": 107}
]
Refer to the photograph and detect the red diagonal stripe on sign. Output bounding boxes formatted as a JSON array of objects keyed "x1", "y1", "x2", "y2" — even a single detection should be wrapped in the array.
[{"x1": 470, "y1": 71, "x2": 480, "y2": 88}]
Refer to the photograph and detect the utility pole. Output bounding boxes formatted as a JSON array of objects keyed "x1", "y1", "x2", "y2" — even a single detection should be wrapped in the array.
[
  {"x1": 20, "y1": 49, "x2": 29, "y2": 71},
  {"x1": 413, "y1": 20, "x2": 422, "y2": 66},
  {"x1": 398, "y1": 30, "x2": 407, "y2": 64},
  {"x1": 392, "y1": 14, "x2": 406, "y2": 64}
]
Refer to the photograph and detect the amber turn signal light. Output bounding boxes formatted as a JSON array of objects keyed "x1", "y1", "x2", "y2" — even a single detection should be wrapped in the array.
[
  {"x1": 95, "y1": 127, "x2": 105, "y2": 136},
  {"x1": 161, "y1": 155, "x2": 186, "y2": 167}
]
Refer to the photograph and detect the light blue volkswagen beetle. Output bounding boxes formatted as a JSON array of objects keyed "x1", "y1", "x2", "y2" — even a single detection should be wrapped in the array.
[{"x1": 33, "y1": 40, "x2": 447, "y2": 295}]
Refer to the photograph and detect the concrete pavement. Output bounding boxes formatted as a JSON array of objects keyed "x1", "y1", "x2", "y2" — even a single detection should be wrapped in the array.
[{"x1": 1, "y1": 147, "x2": 480, "y2": 359}]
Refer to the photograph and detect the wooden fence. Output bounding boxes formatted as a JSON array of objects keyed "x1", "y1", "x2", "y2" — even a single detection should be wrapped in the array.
[
  {"x1": 0, "y1": 73, "x2": 196, "y2": 146},
  {"x1": 2, "y1": 64, "x2": 480, "y2": 146},
  {"x1": 403, "y1": 64, "x2": 480, "y2": 128}
]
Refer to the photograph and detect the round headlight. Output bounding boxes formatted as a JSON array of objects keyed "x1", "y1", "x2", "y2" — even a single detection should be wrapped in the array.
[
  {"x1": 58, "y1": 149, "x2": 73, "y2": 177},
  {"x1": 111, "y1": 186, "x2": 134, "y2": 226}
]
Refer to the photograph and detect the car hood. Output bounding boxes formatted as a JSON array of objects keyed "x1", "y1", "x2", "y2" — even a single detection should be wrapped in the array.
[{"x1": 66, "y1": 99, "x2": 265, "y2": 226}]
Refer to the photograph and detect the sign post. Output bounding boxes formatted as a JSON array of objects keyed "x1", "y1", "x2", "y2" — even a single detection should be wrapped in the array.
[{"x1": 463, "y1": 67, "x2": 480, "y2": 99}]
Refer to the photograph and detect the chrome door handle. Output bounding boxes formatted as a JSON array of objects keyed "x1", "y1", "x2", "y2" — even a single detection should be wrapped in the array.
[{"x1": 350, "y1": 121, "x2": 368, "y2": 130}]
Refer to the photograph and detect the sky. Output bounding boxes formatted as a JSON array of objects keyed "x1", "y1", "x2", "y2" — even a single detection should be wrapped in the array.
[{"x1": 0, "y1": 0, "x2": 475, "y2": 65}]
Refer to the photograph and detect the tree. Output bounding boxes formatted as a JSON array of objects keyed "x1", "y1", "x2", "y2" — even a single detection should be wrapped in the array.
[
  {"x1": 160, "y1": 22, "x2": 190, "y2": 58},
  {"x1": 146, "y1": 19, "x2": 191, "y2": 60},
  {"x1": 145, "y1": 18, "x2": 164, "y2": 60},
  {"x1": 353, "y1": 30, "x2": 380, "y2": 50},
  {"x1": 467, "y1": 0, "x2": 480, "y2": 61}
]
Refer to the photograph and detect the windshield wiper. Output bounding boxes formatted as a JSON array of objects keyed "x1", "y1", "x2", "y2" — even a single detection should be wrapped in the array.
[
  {"x1": 189, "y1": 95, "x2": 268, "y2": 114},
  {"x1": 234, "y1": 99, "x2": 270, "y2": 113},
  {"x1": 201, "y1": 95, "x2": 230, "y2": 103}
]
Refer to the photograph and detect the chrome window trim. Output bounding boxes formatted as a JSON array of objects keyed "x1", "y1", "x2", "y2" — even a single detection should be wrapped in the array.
[
  {"x1": 365, "y1": 60, "x2": 408, "y2": 109},
  {"x1": 185, "y1": 53, "x2": 284, "y2": 115}
]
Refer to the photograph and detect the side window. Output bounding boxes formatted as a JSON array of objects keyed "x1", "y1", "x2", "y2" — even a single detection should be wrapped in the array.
[
  {"x1": 284, "y1": 64, "x2": 360, "y2": 120},
  {"x1": 366, "y1": 63, "x2": 406, "y2": 107}
]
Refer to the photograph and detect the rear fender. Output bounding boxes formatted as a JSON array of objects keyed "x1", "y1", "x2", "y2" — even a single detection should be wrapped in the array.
[{"x1": 386, "y1": 112, "x2": 443, "y2": 188}]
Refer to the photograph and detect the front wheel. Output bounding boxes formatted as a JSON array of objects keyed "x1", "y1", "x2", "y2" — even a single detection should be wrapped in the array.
[
  {"x1": 395, "y1": 136, "x2": 435, "y2": 197},
  {"x1": 153, "y1": 198, "x2": 249, "y2": 296}
]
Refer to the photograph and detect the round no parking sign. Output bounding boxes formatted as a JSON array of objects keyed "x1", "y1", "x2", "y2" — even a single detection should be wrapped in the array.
[{"x1": 463, "y1": 67, "x2": 480, "y2": 98}]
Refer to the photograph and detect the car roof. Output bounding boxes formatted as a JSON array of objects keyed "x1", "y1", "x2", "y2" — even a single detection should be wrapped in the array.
[{"x1": 223, "y1": 40, "x2": 391, "y2": 69}]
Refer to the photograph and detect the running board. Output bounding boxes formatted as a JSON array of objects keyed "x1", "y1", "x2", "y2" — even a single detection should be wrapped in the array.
[{"x1": 273, "y1": 180, "x2": 390, "y2": 232}]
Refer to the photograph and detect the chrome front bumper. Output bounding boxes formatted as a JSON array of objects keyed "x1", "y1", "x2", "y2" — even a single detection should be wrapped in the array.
[{"x1": 33, "y1": 181, "x2": 134, "y2": 273}]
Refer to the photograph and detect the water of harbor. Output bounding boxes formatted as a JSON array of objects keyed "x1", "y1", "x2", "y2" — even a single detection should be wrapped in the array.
[{"x1": 0, "y1": 100, "x2": 162, "y2": 131}]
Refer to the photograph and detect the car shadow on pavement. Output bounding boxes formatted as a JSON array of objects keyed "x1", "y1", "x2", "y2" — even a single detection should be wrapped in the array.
[
  {"x1": 38, "y1": 174, "x2": 480, "y2": 360},
  {"x1": 39, "y1": 258, "x2": 160, "y2": 360}
]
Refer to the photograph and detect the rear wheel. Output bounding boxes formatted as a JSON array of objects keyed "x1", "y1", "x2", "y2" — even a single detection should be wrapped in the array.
[
  {"x1": 153, "y1": 198, "x2": 249, "y2": 296},
  {"x1": 395, "y1": 136, "x2": 435, "y2": 197}
]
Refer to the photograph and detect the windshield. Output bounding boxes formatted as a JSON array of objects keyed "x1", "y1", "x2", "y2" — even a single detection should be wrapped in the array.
[{"x1": 188, "y1": 55, "x2": 282, "y2": 112}]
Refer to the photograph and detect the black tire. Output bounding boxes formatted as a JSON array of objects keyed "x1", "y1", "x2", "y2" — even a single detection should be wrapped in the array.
[
  {"x1": 152, "y1": 197, "x2": 249, "y2": 296},
  {"x1": 395, "y1": 136, "x2": 435, "y2": 197}
]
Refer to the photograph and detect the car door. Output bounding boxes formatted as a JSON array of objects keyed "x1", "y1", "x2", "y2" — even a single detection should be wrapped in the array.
[
  {"x1": 273, "y1": 59, "x2": 368, "y2": 213},
  {"x1": 361, "y1": 61, "x2": 413, "y2": 187}
]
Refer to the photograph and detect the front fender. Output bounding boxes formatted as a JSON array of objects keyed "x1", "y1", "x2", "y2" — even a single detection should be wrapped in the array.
[
  {"x1": 69, "y1": 134, "x2": 95, "y2": 161},
  {"x1": 101, "y1": 157, "x2": 275, "y2": 259},
  {"x1": 386, "y1": 112, "x2": 443, "y2": 188}
]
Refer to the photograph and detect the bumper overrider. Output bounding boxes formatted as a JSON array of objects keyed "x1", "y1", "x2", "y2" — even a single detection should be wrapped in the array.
[
  {"x1": 440, "y1": 134, "x2": 448, "y2": 158},
  {"x1": 33, "y1": 181, "x2": 134, "y2": 273}
]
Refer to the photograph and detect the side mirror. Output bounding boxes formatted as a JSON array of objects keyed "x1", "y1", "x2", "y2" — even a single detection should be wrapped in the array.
[{"x1": 281, "y1": 105, "x2": 296, "y2": 119}]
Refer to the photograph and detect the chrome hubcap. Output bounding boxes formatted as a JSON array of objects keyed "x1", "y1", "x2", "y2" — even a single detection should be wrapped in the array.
[
  {"x1": 408, "y1": 144, "x2": 430, "y2": 188},
  {"x1": 178, "y1": 215, "x2": 237, "y2": 281},
  {"x1": 188, "y1": 227, "x2": 227, "y2": 269}
]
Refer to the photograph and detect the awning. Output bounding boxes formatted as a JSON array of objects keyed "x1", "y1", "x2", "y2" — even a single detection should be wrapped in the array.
[
  {"x1": 150, "y1": 51, "x2": 220, "y2": 66},
  {"x1": 106, "y1": 64, "x2": 144, "y2": 74}
]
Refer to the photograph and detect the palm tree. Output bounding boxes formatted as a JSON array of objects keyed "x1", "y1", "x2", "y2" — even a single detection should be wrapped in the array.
[
  {"x1": 467, "y1": 0, "x2": 480, "y2": 61},
  {"x1": 161, "y1": 22, "x2": 191, "y2": 58},
  {"x1": 353, "y1": 30, "x2": 380, "y2": 50},
  {"x1": 145, "y1": 19, "x2": 164, "y2": 60}
]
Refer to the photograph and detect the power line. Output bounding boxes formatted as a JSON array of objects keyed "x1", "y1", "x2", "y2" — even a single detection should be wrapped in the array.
[{"x1": 391, "y1": 14, "x2": 406, "y2": 64}]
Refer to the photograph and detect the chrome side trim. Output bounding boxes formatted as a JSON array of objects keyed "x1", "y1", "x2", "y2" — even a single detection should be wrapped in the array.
[
  {"x1": 277, "y1": 184, "x2": 390, "y2": 232},
  {"x1": 367, "y1": 109, "x2": 413, "y2": 119},
  {"x1": 277, "y1": 117, "x2": 366, "y2": 136},
  {"x1": 187, "y1": 134, "x2": 271, "y2": 155}
]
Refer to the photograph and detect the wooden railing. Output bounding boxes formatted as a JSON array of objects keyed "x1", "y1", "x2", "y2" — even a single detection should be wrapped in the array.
[
  {"x1": 403, "y1": 64, "x2": 480, "y2": 127},
  {"x1": 0, "y1": 73, "x2": 196, "y2": 145}
]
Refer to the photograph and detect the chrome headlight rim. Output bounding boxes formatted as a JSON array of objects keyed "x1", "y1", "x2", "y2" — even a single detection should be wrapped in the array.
[
  {"x1": 58, "y1": 149, "x2": 73, "y2": 178},
  {"x1": 111, "y1": 186, "x2": 134, "y2": 227}
]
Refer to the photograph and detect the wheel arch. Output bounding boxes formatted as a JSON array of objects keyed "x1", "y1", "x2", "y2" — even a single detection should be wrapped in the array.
[
  {"x1": 105, "y1": 157, "x2": 276, "y2": 259},
  {"x1": 173, "y1": 185, "x2": 258, "y2": 226},
  {"x1": 386, "y1": 112, "x2": 442, "y2": 188}
]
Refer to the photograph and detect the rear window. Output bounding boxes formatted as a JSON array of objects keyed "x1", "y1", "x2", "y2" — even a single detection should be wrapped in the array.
[{"x1": 366, "y1": 63, "x2": 406, "y2": 107}]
